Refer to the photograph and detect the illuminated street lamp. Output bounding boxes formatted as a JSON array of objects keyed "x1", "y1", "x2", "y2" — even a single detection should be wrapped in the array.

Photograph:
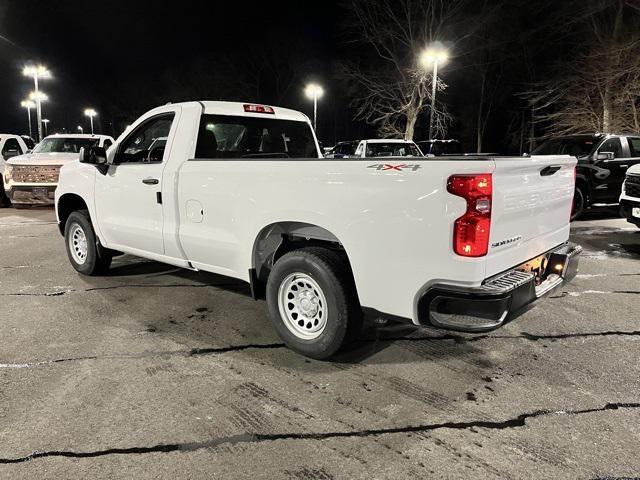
[
  {"x1": 84, "y1": 108, "x2": 97, "y2": 134},
  {"x1": 77, "y1": 125, "x2": 84, "y2": 134},
  {"x1": 42, "y1": 118, "x2": 50, "y2": 136},
  {"x1": 22, "y1": 65, "x2": 51, "y2": 141},
  {"x1": 304, "y1": 83, "x2": 324, "y2": 132},
  {"x1": 420, "y1": 45, "x2": 449, "y2": 140},
  {"x1": 20, "y1": 99, "x2": 35, "y2": 138}
]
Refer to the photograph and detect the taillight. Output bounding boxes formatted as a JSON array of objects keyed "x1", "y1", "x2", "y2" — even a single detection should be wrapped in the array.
[
  {"x1": 243, "y1": 104, "x2": 275, "y2": 114},
  {"x1": 447, "y1": 174, "x2": 493, "y2": 257}
]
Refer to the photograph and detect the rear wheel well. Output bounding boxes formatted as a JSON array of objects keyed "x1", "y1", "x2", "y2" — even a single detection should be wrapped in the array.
[
  {"x1": 251, "y1": 222, "x2": 353, "y2": 299},
  {"x1": 57, "y1": 194, "x2": 89, "y2": 235},
  {"x1": 575, "y1": 177, "x2": 590, "y2": 205}
]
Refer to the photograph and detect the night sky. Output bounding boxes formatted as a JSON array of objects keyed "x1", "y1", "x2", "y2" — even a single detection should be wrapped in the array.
[
  {"x1": 0, "y1": 1, "x2": 359, "y2": 139},
  {"x1": 0, "y1": 0, "x2": 566, "y2": 151}
]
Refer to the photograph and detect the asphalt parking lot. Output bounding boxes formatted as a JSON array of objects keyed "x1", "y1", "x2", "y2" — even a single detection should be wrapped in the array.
[{"x1": 0, "y1": 207, "x2": 639, "y2": 479}]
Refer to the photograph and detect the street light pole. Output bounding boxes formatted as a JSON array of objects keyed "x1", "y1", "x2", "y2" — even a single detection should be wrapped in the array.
[
  {"x1": 20, "y1": 100, "x2": 35, "y2": 138},
  {"x1": 42, "y1": 119, "x2": 49, "y2": 136},
  {"x1": 420, "y1": 45, "x2": 448, "y2": 140},
  {"x1": 23, "y1": 66, "x2": 51, "y2": 142},
  {"x1": 428, "y1": 60, "x2": 439, "y2": 141},
  {"x1": 305, "y1": 84, "x2": 324, "y2": 132},
  {"x1": 84, "y1": 109, "x2": 97, "y2": 134}
]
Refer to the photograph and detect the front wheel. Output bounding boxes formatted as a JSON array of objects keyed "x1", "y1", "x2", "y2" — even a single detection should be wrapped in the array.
[
  {"x1": 64, "y1": 210, "x2": 112, "y2": 275},
  {"x1": 571, "y1": 186, "x2": 586, "y2": 221},
  {"x1": 266, "y1": 247, "x2": 362, "y2": 360}
]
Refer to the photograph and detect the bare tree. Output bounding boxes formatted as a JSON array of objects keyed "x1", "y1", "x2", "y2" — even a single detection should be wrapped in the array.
[
  {"x1": 340, "y1": 0, "x2": 467, "y2": 140},
  {"x1": 524, "y1": 0, "x2": 640, "y2": 138}
]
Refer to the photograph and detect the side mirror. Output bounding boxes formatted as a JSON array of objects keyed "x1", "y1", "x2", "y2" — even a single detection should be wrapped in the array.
[
  {"x1": 596, "y1": 151, "x2": 614, "y2": 161},
  {"x1": 79, "y1": 146, "x2": 109, "y2": 174},
  {"x1": 2, "y1": 149, "x2": 21, "y2": 160}
]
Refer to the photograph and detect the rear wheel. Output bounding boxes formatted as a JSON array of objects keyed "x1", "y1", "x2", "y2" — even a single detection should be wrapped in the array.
[
  {"x1": 64, "y1": 210, "x2": 112, "y2": 275},
  {"x1": 266, "y1": 247, "x2": 362, "y2": 360},
  {"x1": 571, "y1": 186, "x2": 586, "y2": 221}
]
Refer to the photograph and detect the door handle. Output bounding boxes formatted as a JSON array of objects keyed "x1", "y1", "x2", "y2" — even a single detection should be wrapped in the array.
[
  {"x1": 540, "y1": 165, "x2": 562, "y2": 176},
  {"x1": 142, "y1": 178, "x2": 159, "y2": 185}
]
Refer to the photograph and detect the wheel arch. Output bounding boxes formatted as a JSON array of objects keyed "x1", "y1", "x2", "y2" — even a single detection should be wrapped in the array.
[
  {"x1": 56, "y1": 193, "x2": 89, "y2": 235},
  {"x1": 250, "y1": 221, "x2": 352, "y2": 299}
]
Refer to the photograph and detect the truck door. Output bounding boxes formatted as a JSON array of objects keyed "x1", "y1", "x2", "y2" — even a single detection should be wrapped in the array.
[
  {"x1": 94, "y1": 112, "x2": 176, "y2": 255},
  {"x1": 592, "y1": 136, "x2": 626, "y2": 202}
]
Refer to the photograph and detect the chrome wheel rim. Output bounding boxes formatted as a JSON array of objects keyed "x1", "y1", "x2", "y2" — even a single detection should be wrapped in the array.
[
  {"x1": 69, "y1": 223, "x2": 88, "y2": 265},
  {"x1": 278, "y1": 273, "x2": 328, "y2": 340}
]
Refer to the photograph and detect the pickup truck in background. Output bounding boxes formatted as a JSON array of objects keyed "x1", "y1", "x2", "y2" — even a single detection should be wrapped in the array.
[
  {"x1": 620, "y1": 164, "x2": 640, "y2": 228},
  {"x1": 55, "y1": 101, "x2": 581, "y2": 359},
  {"x1": 0, "y1": 134, "x2": 30, "y2": 207},
  {"x1": 352, "y1": 139, "x2": 423, "y2": 158},
  {"x1": 4, "y1": 134, "x2": 114, "y2": 208}
]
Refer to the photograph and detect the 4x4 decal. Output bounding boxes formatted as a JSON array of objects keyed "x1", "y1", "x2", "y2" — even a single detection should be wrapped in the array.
[{"x1": 367, "y1": 163, "x2": 422, "y2": 171}]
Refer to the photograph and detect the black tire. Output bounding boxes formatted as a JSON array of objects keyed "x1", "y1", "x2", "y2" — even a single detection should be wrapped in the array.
[
  {"x1": 266, "y1": 247, "x2": 362, "y2": 360},
  {"x1": 64, "y1": 210, "x2": 112, "y2": 275},
  {"x1": 571, "y1": 185, "x2": 586, "y2": 221}
]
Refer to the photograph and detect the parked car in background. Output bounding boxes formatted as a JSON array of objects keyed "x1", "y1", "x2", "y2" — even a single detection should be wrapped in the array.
[
  {"x1": 531, "y1": 133, "x2": 640, "y2": 219},
  {"x1": 353, "y1": 139, "x2": 423, "y2": 158},
  {"x1": 324, "y1": 140, "x2": 360, "y2": 158},
  {"x1": 619, "y1": 163, "x2": 640, "y2": 228},
  {"x1": 0, "y1": 134, "x2": 30, "y2": 207},
  {"x1": 417, "y1": 139, "x2": 462, "y2": 156},
  {"x1": 3, "y1": 134, "x2": 114, "y2": 208},
  {"x1": 55, "y1": 100, "x2": 579, "y2": 359}
]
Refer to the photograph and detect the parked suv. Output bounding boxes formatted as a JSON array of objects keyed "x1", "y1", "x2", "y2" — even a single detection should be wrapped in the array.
[{"x1": 531, "y1": 134, "x2": 640, "y2": 219}]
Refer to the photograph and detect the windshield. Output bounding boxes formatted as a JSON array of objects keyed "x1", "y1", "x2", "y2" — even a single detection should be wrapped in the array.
[
  {"x1": 531, "y1": 136, "x2": 598, "y2": 157},
  {"x1": 33, "y1": 137, "x2": 99, "y2": 154},
  {"x1": 365, "y1": 142, "x2": 422, "y2": 157},
  {"x1": 195, "y1": 114, "x2": 318, "y2": 159}
]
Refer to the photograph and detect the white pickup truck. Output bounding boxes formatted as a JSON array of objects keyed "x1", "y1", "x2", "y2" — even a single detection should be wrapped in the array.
[
  {"x1": 4, "y1": 134, "x2": 114, "y2": 207},
  {"x1": 55, "y1": 101, "x2": 581, "y2": 359}
]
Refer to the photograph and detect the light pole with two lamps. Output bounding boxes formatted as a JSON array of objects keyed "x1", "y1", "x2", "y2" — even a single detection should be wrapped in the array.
[
  {"x1": 22, "y1": 65, "x2": 51, "y2": 142},
  {"x1": 84, "y1": 109, "x2": 97, "y2": 134},
  {"x1": 305, "y1": 83, "x2": 324, "y2": 132},
  {"x1": 20, "y1": 100, "x2": 35, "y2": 138},
  {"x1": 420, "y1": 45, "x2": 448, "y2": 140}
]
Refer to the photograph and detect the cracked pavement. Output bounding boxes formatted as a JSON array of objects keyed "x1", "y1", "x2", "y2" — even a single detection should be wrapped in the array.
[{"x1": 1, "y1": 208, "x2": 639, "y2": 479}]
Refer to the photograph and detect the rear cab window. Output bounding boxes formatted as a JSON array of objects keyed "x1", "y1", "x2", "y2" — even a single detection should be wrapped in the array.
[{"x1": 194, "y1": 114, "x2": 318, "y2": 159}]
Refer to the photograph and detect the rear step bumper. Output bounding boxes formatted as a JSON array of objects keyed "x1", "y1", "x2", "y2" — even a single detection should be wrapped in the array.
[{"x1": 417, "y1": 242, "x2": 582, "y2": 332}]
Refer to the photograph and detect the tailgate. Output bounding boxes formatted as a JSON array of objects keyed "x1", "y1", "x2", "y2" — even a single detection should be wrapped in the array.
[{"x1": 485, "y1": 155, "x2": 576, "y2": 277}]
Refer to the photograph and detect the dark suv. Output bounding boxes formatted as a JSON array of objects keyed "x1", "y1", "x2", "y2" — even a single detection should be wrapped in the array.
[{"x1": 531, "y1": 134, "x2": 640, "y2": 219}]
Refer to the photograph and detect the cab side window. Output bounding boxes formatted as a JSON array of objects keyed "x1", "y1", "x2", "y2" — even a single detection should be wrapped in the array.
[
  {"x1": 118, "y1": 114, "x2": 174, "y2": 164},
  {"x1": 627, "y1": 137, "x2": 640, "y2": 157},
  {"x1": 599, "y1": 138, "x2": 623, "y2": 158}
]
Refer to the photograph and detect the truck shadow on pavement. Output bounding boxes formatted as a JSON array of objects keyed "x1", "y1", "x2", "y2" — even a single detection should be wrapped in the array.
[{"x1": 99, "y1": 256, "x2": 497, "y2": 368}]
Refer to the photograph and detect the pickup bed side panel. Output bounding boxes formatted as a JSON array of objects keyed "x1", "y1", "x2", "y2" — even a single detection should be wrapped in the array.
[{"x1": 177, "y1": 159, "x2": 494, "y2": 320}]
